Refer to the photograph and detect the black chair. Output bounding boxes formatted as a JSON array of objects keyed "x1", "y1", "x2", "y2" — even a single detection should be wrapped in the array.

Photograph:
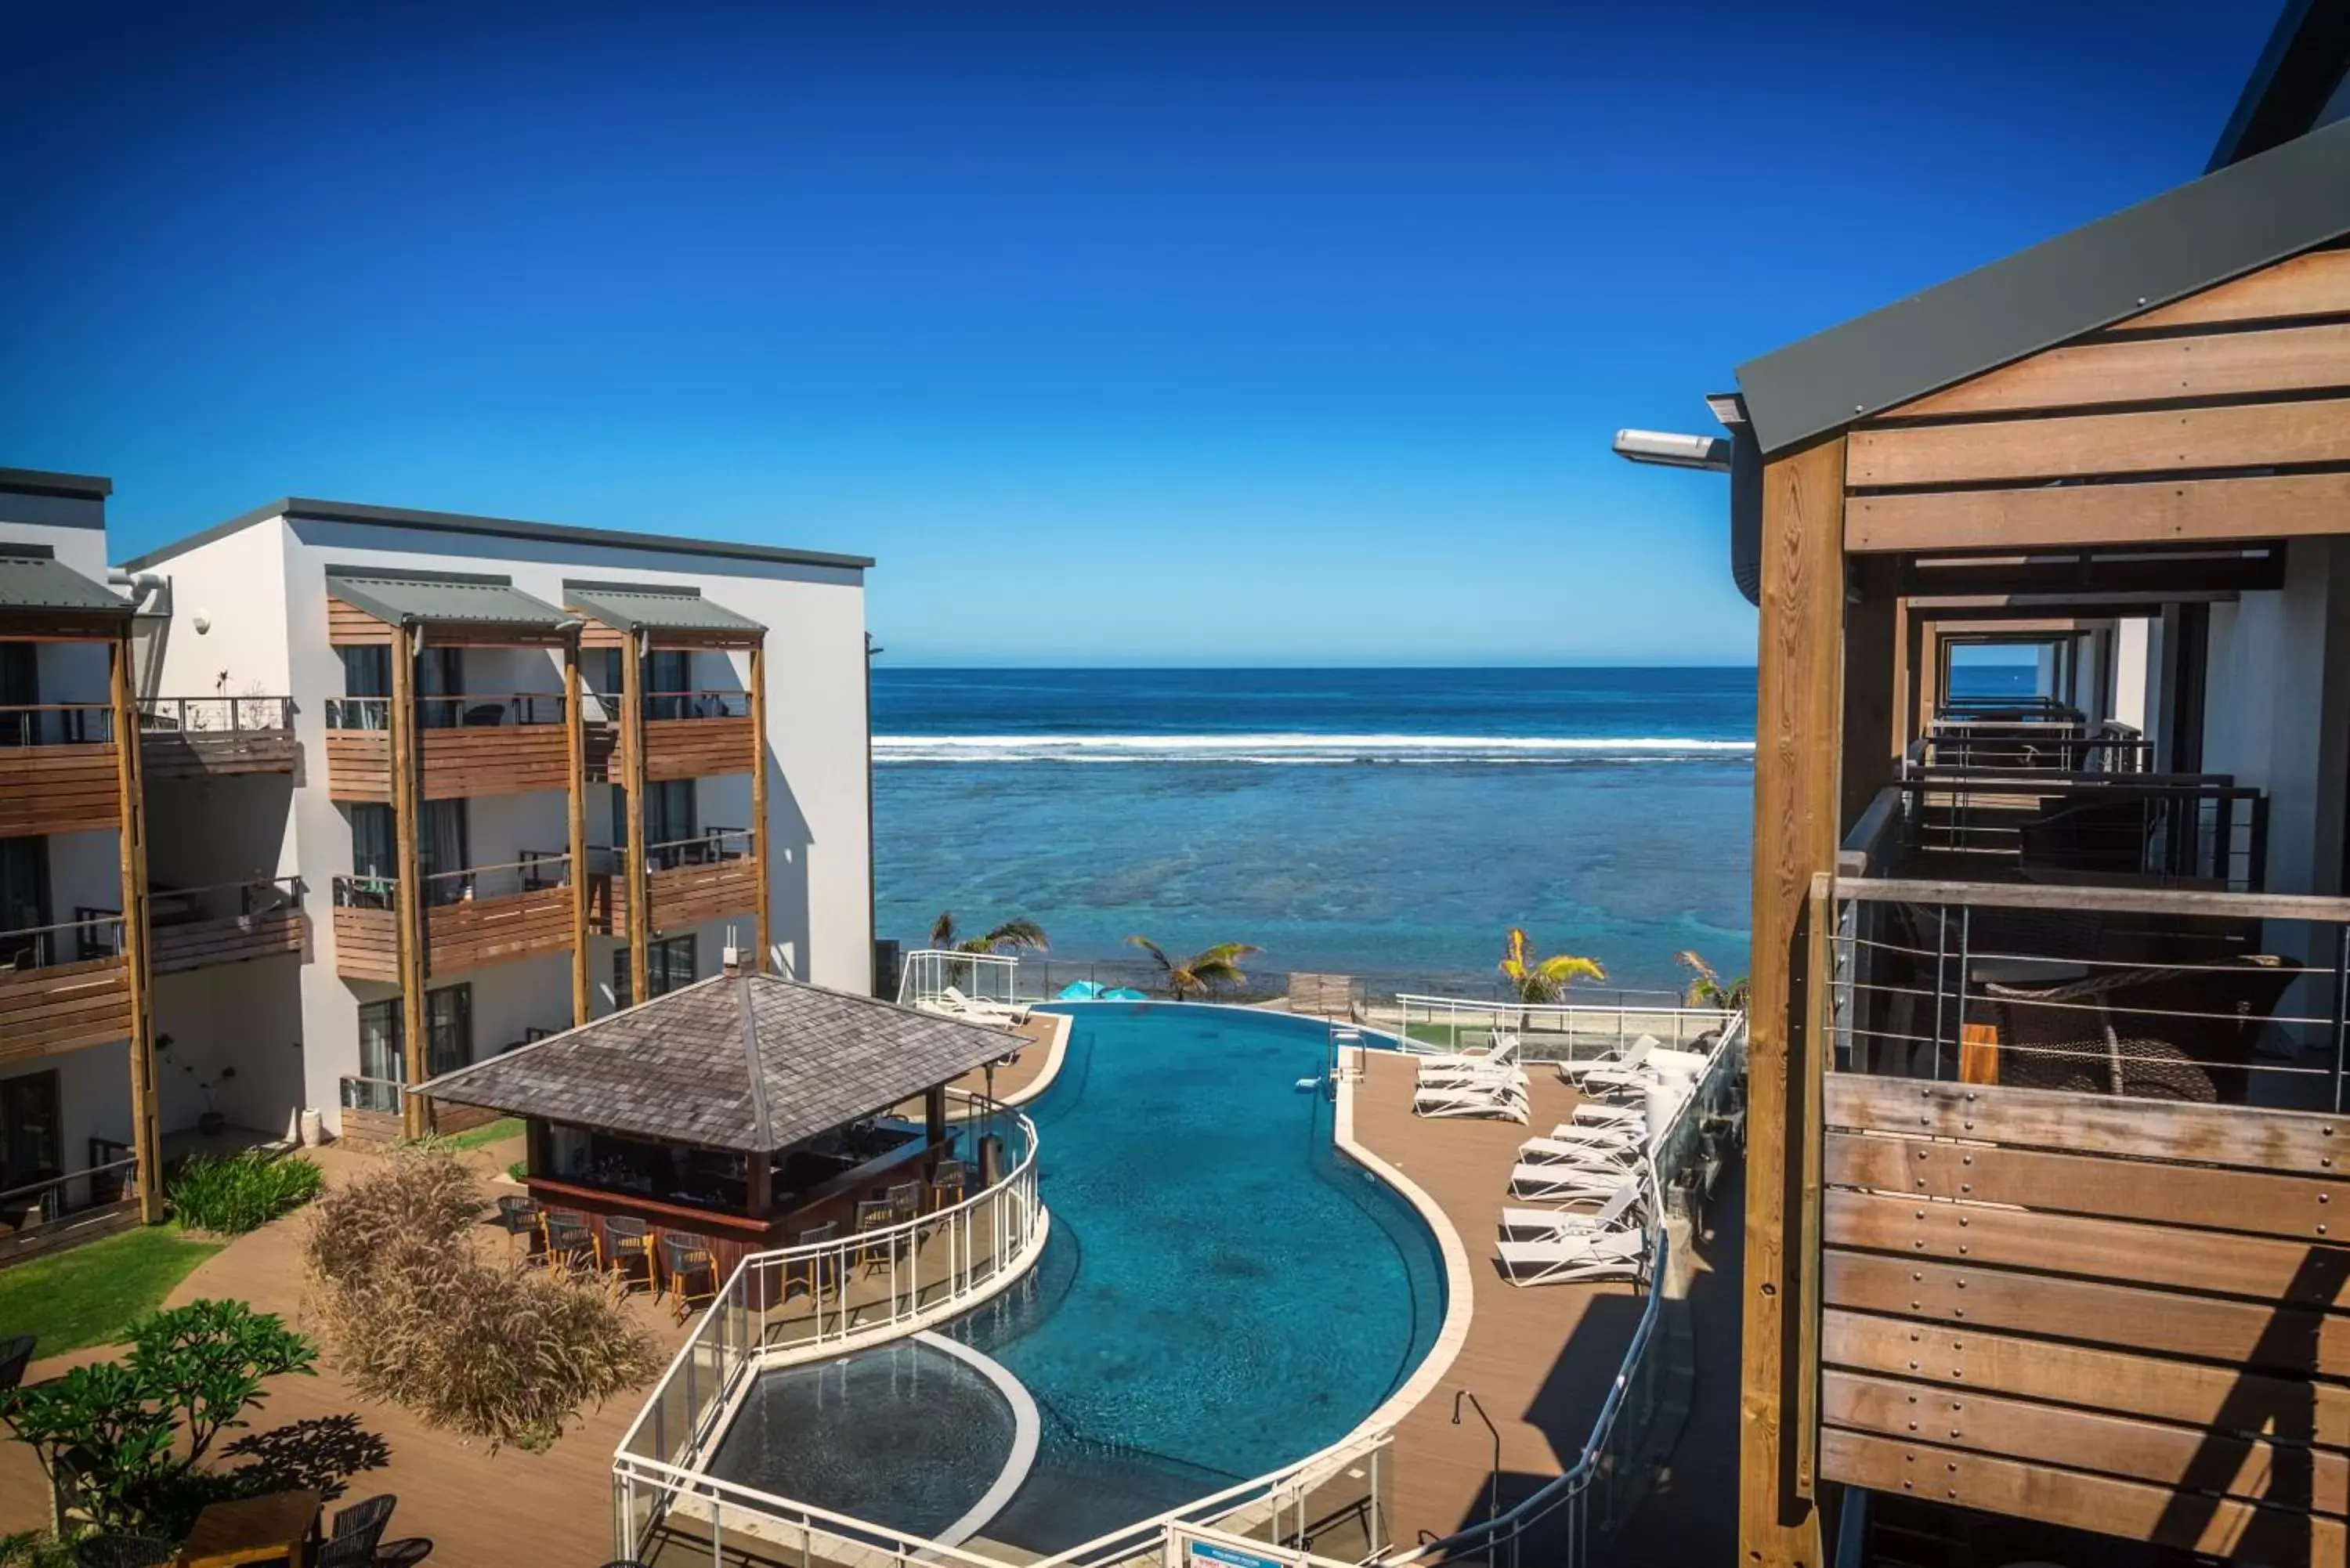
[
  {"x1": 314, "y1": 1530, "x2": 379, "y2": 1568},
  {"x1": 375, "y1": 1541, "x2": 435, "y2": 1567},
  {"x1": 331, "y1": 1493, "x2": 398, "y2": 1555},
  {"x1": 71, "y1": 1537, "x2": 175, "y2": 1568},
  {"x1": 494, "y1": 1194, "x2": 540, "y2": 1263},
  {"x1": 461, "y1": 703, "x2": 506, "y2": 728},
  {"x1": 0, "y1": 1333, "x2": 34, "y2": 1392}
]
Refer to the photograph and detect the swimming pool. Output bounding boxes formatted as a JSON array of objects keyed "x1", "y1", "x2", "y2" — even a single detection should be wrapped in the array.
[{"x1": 943, "y1": 1003, "x2": 1445, "y2": 1551}]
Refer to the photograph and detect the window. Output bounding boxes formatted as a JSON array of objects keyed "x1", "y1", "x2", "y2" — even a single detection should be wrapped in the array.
[
  {"x1": 357, "y1": 998, "x2": 403, "y2": 1084},
  {"x1": 0, "y1": 644, "x2": 35, "y2": 746},
  {"x1": 338, "y1": 647, "x2": 389, "y2": 731},
  {"x1": 645, "y1": 782, "x2": 696, "y2": 864},
  {"x1": 350, "y1": 805, "x2": 396, "y2": 883},
  {"x1": 418, "y1": 800, "x2": 469, "y2": 901},
  {"x1": 613, "y1": 936, "x2": 696, "y2": 1009},
  {"x1": 0, "y1": 838, "x2": 49, "y2": 963},
  {"x1": 427, "y1": 985, "x2": 472, "y2": 1078},
  {"x1": 647, "y1": 650, "x2": 692, "y2": 720},
  {"x1": 0, "y1": 1070, "x2": 60, "y2": 1188}
]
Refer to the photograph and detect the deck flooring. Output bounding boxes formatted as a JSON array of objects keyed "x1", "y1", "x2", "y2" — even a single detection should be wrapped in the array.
[{"x1": 1349, "y1": 1050, "x2": 1646, "y2": 1546}]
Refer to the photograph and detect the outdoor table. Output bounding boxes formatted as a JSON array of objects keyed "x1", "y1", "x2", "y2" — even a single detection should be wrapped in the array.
[{"x1": 176, "y1": 1487, "x2": 320, "y2": 1568}]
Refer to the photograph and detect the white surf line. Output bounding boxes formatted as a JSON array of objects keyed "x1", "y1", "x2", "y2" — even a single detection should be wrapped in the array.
[{"x1": 915, "y1": 1329, "x2": 1042, "y2": 1551}]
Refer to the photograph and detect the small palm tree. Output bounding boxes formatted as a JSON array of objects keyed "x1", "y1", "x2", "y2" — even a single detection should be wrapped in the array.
[
  {"x1": 1126, "y1": 936, "x2": 1260, "y2": 1001},
  {"x1": 930, "y1": 912, "x2": 1050, "y2": 955},
  {"x1": 1676, "y1": 950, "x2": 1752, "y2": 1011},
  {"x1": 1498, "y1": 927, "x2": 1605, "y2": 1005}
]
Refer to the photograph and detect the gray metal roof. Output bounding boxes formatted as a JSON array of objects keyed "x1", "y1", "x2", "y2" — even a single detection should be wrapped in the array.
[
  {"x1": 0, "y1": 467, "x2": 112, "y2": 502},
  {"x1": 120, "y1": 497, "x2": 875, "y2": 574},
  {"x1": 0, "y1": 545, "x2": 133, "y2": 616},
  {"x1": 324, "y1": 567, "x2": 571, "y2": 630},
  {"x1": 415, "y1": 972, "x2": 1017, "y2": 1152},
  {"x1": 563, "y1": 580, "x2": 766, "y2": 635},
  {"x1": 1736, "y1": 116, "x2": 2350, "y2": 457}
]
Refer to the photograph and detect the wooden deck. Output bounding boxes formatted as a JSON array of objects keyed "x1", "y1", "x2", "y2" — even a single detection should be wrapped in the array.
[{"x1": 1348, "y1": 1050, "x2": 1645, "y2": 1544}]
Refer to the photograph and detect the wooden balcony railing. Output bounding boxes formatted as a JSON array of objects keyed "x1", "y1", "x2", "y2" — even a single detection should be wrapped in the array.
[
  {"x1": 645, "y1": 829, "x2": 757, "y2": 933},
  {"x1": 148, "y1": 876, "x2": 308, "y2": 975},
  {"x1": 137, "y1": 695, "x2": 298, "y2": 779},
  {"x1": 0, "y1": 913, "x2": 131, "y2": 1061},
  {"x1": 0, "y1": 704, "x2": 120, "y2": 839},
  {"x1": 1804, "y1": 868, "x2": 2350, "y2": 1555},
  {"x1": 330, "y1": 856, "x2": 577, "y2": 981},
  {"x1": 324, "y1": 693, "x2": 571, "y2": 800},
  {"x1": 581, "y1": 690, "x2": 756, "y2": 783}
]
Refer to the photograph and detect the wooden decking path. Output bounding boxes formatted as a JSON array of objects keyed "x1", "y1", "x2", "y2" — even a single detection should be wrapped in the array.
[{"x1": 1349, "y1": 1051, "x2": 1645, "y2": 1545}]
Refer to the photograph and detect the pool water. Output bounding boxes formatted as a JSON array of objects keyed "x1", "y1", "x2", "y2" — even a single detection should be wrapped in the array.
[{"x1": 939, "y1": 1003, "x2": 1445, "y2": 1551}]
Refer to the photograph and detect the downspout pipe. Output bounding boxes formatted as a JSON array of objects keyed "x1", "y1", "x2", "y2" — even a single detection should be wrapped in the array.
[{"x1": 107, "y1": 569, "x2": 171, "y2": 701}]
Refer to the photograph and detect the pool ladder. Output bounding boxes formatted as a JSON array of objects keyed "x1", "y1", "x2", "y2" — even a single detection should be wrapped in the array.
[{"x1": 1329, "y1": 1024, "x2": 1365, "y2": 1085}]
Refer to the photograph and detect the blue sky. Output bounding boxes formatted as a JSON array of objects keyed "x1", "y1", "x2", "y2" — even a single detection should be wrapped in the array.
[{"x1": 0, "y1": 2, "x2": 2280, "y2": 666}]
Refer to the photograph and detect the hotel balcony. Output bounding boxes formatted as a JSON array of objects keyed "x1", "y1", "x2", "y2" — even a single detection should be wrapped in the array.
[
  {"x1": 1803, "y1": 749, "x2": 2346, "y2": 1557},
  {"x1": 324, "y1": 693, "x2": 573, "y2": 802},
  {"x1": 136, "y1": 695, "x2": 298, "y2": 780},
  {"x1": 588, "y1": 829, "x2": 759, "y2": 938},
  {"x1": 148, "y1": 876, "x2": 309, "y2": 974},
  {"x1": 0, "y1": 703, "x2": 121, "y2": 839},
  {"x1": 331, "y1": 853, "x2": 577, "y2": 981},
  {"x1": 583, "y1": 689, "x2": 756, "y2": 784},
  {"x1": 0, "y1": 912, "x2": 132, "y2": 1064}
]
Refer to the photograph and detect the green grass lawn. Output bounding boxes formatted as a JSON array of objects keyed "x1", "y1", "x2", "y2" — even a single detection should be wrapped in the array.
[
  {"x1": 0, "y1": 1225, "x2": 224, "y2": 1357},
  {"x1": 438, "y1": 1116, "x2": 522, "y2": 1151}
]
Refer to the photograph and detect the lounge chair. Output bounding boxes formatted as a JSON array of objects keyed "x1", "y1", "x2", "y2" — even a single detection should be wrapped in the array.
[
  {"x1": 1517, "y1": 1133, "x2": 1642, "y2": 1169},
  {"x1": 1509, "y1": 1160, "x2": 1641, "y2": 1203},
  {"x1": 1560, "y1": 1036, "x2": 1654, "y2": 1083},
  {"x1": 1414, "y1": 1078, "x2": 1529, "y2": 1122},
  {"x1": 1496, "y1": 1225, "x2": 1648, "y2": 1287},
  {"x1": 934, "y1": 986, "x2": 1032, "y2": 1025},
  {"x1": 1417, "y1": 1032, "x2": 1520, "y2": 1075},
  {"x1": 1499, "y1": 1183, "x2": 1645, "y2": 1236},
  {"x1": 1417, "y1": 1054, "x2": 1528, "y2": 1089}
]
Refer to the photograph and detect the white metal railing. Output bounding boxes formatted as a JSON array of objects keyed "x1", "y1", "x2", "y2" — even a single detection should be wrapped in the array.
[
  {"x1": 1388, "y1": 995, "x2": 1734, "y2": 1061},
  {"x1": 897, "y1": 948, "x2": 1027, "y2": 1009},
  {"x1": 613, "y1": 1096, "x2": 1043, "y2": 1554},
  {"x1": 1386, "y1": 1012, "x2": 1746, "y2": 1567}
]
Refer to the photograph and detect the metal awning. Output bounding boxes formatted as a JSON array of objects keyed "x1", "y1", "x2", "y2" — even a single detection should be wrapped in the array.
[
  {"x1": 563, "y1": 580, "x2": 766, "y2": 638},
  {"x1": 0, "y1": 546, "x2": 133, "y2": 618},
  {"x1": 324, "y1": 568, "x2": 571, "y2": 632},
  {"x1": 415, "y1": 972, "x2": 1017, "y2": 1153}
]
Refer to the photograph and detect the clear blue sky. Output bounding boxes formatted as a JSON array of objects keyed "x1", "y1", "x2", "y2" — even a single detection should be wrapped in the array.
[{"x1": 0, "y1": 2, "x2": 2280, "y2": 666}]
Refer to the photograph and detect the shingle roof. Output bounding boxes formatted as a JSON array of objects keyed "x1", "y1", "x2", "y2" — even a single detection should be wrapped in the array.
[
  {"x1": 0, "y1": 546, "x2": 132, "y2": 616},
  {"x1": 324, "y1": 568, "x2": 571, "y2": 631},
  {"x1": 415, "y1": 973, "x2": 1017, "y2": 1152},
  {"x1": 563, "y1": 580, "x2": 766, "y2": 636},
  {"x1": 1736, "y1": 117, "x2": 2350, "y2": 456}
]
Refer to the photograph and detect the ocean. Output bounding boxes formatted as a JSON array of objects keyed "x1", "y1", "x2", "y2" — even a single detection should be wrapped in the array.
[{"x1": 871, "y1": 667, "x2": 1758, "y2": 999}]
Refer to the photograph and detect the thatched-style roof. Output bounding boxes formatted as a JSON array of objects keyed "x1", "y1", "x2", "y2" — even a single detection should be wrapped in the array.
[{"x1": 415, "y1": 972, "x2": 1014, "y2": 1153}]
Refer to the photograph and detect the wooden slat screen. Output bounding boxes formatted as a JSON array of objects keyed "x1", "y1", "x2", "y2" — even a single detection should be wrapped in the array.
[
  {"x1": 0, "y1": 744, "x2": 123, "y2": 838},
  {"x1": 1820, "y1": 1072, "x2": 2350, "y2": 1559}
]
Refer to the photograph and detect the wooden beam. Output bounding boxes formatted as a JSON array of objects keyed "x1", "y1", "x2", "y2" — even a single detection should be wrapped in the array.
[
  {"x1": 2123, "y1": 249, "x2": 2350, "y2": 332},
  {"x1": 1902, "y1": 546, "x2": 2287, "y2": 599},
  {"x1": 621, "y1": 629, "x2": 649, "y2": 1004},
  {"x1": 749, "y1": 641, "x2": 770, "y2": 974},
  {"x1": 389, "y1": 620, "x2": 428, "y2": 1137},
  {"x1": 110, "y1": 634, "x2": 162, "y2": 1224},
  {"x1": 1835, "y1": 873, "x2": 2350, "y2": 924},
  {"x1": 1849, "y1": 472, "x2": 2350, "y2": 555},
  {"x1": 1849, "y1": 397, "x2": 2350, "y2": 488},
  {"x1": 1883, "y1": 320, "x2": 2350, "y2": 421},
  {"x1": 1842, "y1": 556, "x2": 1900, "y2": 833},
  {"x1": 1742, "y1": 434, "x2": 1846, "y2": 1568},
  {"x1": 565, "y1": 637, "x2": 589, "y2": 1026}
]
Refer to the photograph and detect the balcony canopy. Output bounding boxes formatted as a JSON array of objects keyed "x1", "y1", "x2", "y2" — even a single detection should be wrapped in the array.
[
  {"x1": 414, "y1": 972, "x2": 1015, "y2": 1154},
  {"x1": 0, "y1": 544, "x2": 134, "y2": 639},
  {"x1": 563, "y1": 580, "x2": 765, "y2": 648},
  {"x1": 325, "y1": 567, "x2": 573, "y2": 643}
]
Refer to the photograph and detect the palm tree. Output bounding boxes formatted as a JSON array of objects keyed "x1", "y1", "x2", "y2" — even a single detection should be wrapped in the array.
[
  {"x1": 1676, "y1": 950, "x2": 1752, "y2": 1012},
  {"x1": 1126, "y1": 936, "x2": 1260, "y2": 1000},
  {"x1": 929, "y1": 912, "x2": 1050, "y2": 955},
  {"x1": 1497, "y1": 927, "x2": 1606, "y2": 1005}
]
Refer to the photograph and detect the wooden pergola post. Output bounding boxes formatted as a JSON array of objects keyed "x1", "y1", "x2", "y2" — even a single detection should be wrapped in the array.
[
  {"x1": 390, "y1": 620, "x2": 429, "y2": 1137},
  {"x1": 749, "y1": 641, "x2": 770, "y2": 974},
  {"x1": 621, "y1": 628, "x2": 650, "y2": 1006},
  {"x1": 110, "y1": 630, "x2": 163, "y2": 1223},
  {"x1": 565, "y1": 635, "x2": 590, "y2": 1025},
  {"x1": 1741, "y1": 435, "x2": 1846, "y2": 1568}
]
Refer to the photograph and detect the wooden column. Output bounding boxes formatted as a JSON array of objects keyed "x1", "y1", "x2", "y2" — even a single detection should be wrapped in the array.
[
  {"x1": 1741, "y1": 435, "x2": 1846, "y2": 1568},
  {"x1": 390, "y1": 621, "x2": 429, "y2": 1137},
  {"x1": 620, "y1": 630, "x2": 649, "y2": 1005},
  {"x1": 110, "y1": 633, "x2": 163, "y2": 1224},
  {"x1": 1841, "y1": 554, "x2": 1901, "y2": 833},
  {"x1": 749, "y1": 641, "x2": 771, "y2": 974},
  {"x1": 1897, "y1": 597, "x2": 1924, "y2": 742},
  {"x1": 564, "y1": 637, "x2": 589, "y2": 1025}
]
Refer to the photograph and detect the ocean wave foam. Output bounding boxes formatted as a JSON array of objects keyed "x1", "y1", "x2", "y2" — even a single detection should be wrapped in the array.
[{"x1": 873, "y1": 732, "x2": 1755, "y2": 764}]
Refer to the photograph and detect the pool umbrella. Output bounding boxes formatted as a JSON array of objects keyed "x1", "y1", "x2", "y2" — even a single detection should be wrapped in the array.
[{"x1": 1057, "y1": 980, "x2": 1106, "y2": 999}]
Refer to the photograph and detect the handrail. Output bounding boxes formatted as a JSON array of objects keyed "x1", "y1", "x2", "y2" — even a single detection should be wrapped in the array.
[
  {"x1": 0, "y1": 1155, "x2": 140, "y2": 1212},
  {"x1": 0, "y1": 703, "x2": 114, "y2": 746},
  {"x1": 324, "y1": 693, "x2": 568, "y2": 728},
  {"x1": 642, "y1": 688, "x2": 752, "y2": 720},
  {"x1": 136, "y1": 695, "x2": 295, "y2": 733},
  {"x1": 149, "y1": 875, "x2": 305, "y2": 922},
  {"x1": 0, "y1": 912, "x2": 127, "y2": 970},
  {"x1": 1840, "y1": 873, "x2": 2350, "y2": 923},
  {"x1": 611, "y1": 1452, "x2": 1015, "y2": 1568},
  {"x1": 643, "y1": 829, "x2": 752, "y2": 873}
]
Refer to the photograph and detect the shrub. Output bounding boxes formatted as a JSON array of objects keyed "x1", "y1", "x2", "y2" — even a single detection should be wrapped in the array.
[
  {"x1": 168, "y1": 1151, "x2": 324, "y2": 1235},
  {"x1": 506, "y1": 1160, "x2": 527, "y2": 1182},
  {"x1": 305, "y1": 1147, "x2": 656, "y2": 1451},
  {"x1": 0, "y1": 1299, "x2": 316, "y2": 1537}
]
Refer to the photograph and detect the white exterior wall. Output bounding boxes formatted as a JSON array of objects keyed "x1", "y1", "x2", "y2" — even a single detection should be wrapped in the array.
[
  {"x1": 2110, "y1": 618, "x2": 2151, "y2": 732},
  {"x1": 132, "y1": 508, "x2": 873, "y2": 1135}
]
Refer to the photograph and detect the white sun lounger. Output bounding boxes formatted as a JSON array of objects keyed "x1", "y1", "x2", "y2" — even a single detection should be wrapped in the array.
[
  {"x1": 1496, "y1": 1225, "x2": 1648, "y2": 1287},
  {"x1": 1416, "y1": 1052, "x2": 1527, "y2": 1088},
  {"x1": 1517, "y1": 1133, "x2": 1641, "y2": 1169},
  {"x1": 1509, "y1": 1159, "x2": 1640, "y2": 1202},
  {"x1": 1499, "y1": 1183, "x2": 1644, "y2": 1236},
  {"x1": 1576, "y1": 1048, "x2": 1707, "y2": 1098},
  {"x1": 1416, "y1": 1032, "x2": 1520, "y2": 1075},
  {"x1": 1414, "y1": 1079, "x2": 1529, "y2": 1122},
  {"x1": 935, "y1": 986, "x2": 1032, "y2": 1024},
  {"x1": 1559, "y1": 1036, "x2": 1653, "y2": 1083}
]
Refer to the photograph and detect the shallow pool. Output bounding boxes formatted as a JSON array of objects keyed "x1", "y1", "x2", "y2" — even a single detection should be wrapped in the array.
[{"x1": 939, "y1": 1003, "x2": 1445, "y2": 1551}]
